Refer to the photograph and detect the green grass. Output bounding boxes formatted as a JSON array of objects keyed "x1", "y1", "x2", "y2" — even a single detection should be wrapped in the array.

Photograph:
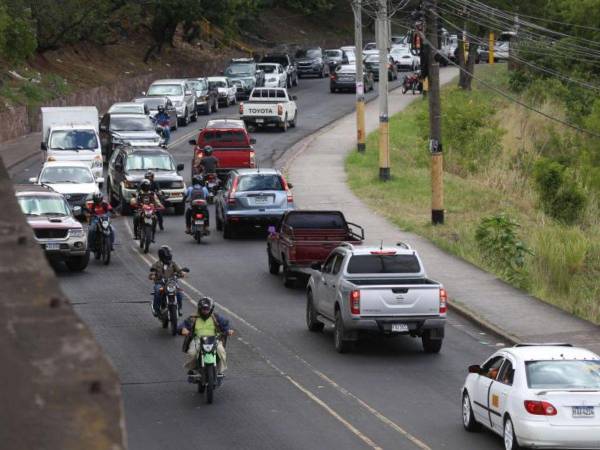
[
  {"x1": 346, "y1": 64, "x2": 600, "y2": 325},
  {"x1": 0, "y1": 69, "x2": 71, "y2": 110}
]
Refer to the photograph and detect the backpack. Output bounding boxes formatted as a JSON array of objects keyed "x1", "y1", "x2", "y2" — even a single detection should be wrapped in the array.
[{"x1": 189, "y1": 186, "x2": 206, "y2": 202}]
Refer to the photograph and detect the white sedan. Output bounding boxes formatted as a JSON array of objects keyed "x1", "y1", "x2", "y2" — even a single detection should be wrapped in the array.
[
  {"x1": 256, "y1": 63, "x2": 287, "y2": 88},
  {"x1": 207, "y1": 76, "x2": 237, "y2": 107},
  {"x1": 462, "y1": 344, "x2": 600, "y2": 450},
  {"x1": 390, "y1": 47, "x2": 420, "y2": 71}
]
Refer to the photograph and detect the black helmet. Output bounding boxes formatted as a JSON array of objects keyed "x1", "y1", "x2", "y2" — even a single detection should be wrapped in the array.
[
  {"x1": 192, "y1": 175, "x2": 203, "y2": 186},
  {"x1": 197, "y1": 296, "x2": 214, "y2": 319},
  {"x1": 140, "y1": 179, "x2": 151, "y2": 192},
  {"x1": 145, "y1": 170, "x2": 155, "y2": 180},
  {"x1": 158, "y1": 245, "x2": 172, "y2": 265},
  {"x1": 203, "y1": 145, "x2": 213, "y2": 156},
  {"x1": 157, "y1": 105, "x2": 165, "y2": 113},
  {"x1": 92, "y1": 192, "x2": 103, "y2": 204}
]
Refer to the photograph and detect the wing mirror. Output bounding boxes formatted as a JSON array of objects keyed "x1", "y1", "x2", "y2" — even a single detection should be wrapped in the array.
[
  {"x1": 72, "y1": 206, "x2": 82, "y2": 216},
  {"x1": 287, "y1": 182, "x2": 293, "y2": 189},
  {"x1": 250, "y1": 138, "x2": 256, "y2": 145},
  {"x1": 188, "y1": 139, "x2": 197, "y2": 146},
  {"x1": 40, "y1": 142, "x2": 47, "y2": 151},
  {"x1": 28, "y1": 177, "x2": 37, "y2": 183},
  {"x1": 96, "y1": 177, "x2": 105, "y2": 187},
  {"x1": 176, "y1": 163, "x2": 184, "y2": 172},
  {"x1": 468, "y1": 365, "x2": 482, "y2": 374},
  {"x1": 182, "y1": 267, "x2": 190, "y2": 273},
  {"x1": 310, "y1": 262, "x2": 322, "y2": 271}
]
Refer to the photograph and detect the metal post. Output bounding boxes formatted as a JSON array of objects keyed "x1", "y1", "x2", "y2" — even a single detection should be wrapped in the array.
[
  {"x1": 377, "y1": 0, "x2": 390, "y2": 181},
  {"x1": 352, "y1": 0, "x2": 366, "y2": 152},
  {"x1": 427, "y1": 0, "x2": 444, "y2": 224},
  {"x1": 489, "y1": 31, "x2": 495, "y2": 64}
]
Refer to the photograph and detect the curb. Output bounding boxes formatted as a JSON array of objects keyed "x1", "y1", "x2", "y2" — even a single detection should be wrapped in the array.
[{"x1": 448, "y1": 300, "x2": 519, "y2": 345}]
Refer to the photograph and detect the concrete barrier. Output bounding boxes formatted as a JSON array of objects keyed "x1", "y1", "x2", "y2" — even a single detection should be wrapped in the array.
[{"x1": 0, "y1": 158, "x2": 126, "y2": 449}]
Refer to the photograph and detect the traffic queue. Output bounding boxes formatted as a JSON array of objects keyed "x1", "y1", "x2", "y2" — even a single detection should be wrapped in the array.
[{"x1": 11, "y1": 52, "x2": 600, "y2": 445}]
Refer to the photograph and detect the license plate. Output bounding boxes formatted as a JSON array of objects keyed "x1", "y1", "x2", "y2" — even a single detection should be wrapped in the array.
[
  {"x1": 168, "y1": 192, "x2": 182, "y2": 197},
  {"x1": 144, "y1": 218, "x2": 153, "y2": 224},
  {"x1": 255, "y1": 118, "x2": 264, "y2": 123},
  {"x1": 572, "y1": 406, "x2": 595, "y2": 418},
  {"x1": 45, "y1": 243, "x2": 61, "y2": 250},
  {"x1": 391, "y1": 323, "x2": 409, "y2": 332},
  {"x1": 194, "y1": 220, "x2": 205, "y2": 225},
  {"x1": 254, "y1": 196, "x2": 268, "y2": 204}
]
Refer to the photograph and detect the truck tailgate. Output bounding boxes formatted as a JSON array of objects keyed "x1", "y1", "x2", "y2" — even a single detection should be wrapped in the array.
[
  {"x1": 286, "y1": 228, "x2": 360, "y2": 264},
  {"x1": 243, "y1": 103, "x2": 278, "y2": 117},
  {"x1": 213, "y1": 148, "x2": 253, "y2": 169},
  {"x1": 355, "y1": 282, "x2": 441, "y2": 317}
]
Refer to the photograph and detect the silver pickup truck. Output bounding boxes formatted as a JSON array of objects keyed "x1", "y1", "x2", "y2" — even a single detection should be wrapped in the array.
[{"x1": 306, "y1": 243, "x2": 447, "y2": 353}]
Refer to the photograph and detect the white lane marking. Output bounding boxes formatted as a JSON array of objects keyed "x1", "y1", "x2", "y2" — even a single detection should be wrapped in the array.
[
  {"x1": 168, "y1": 126, "x2": 203, "y2": 149},
  {"x1": 123, "y1": 220, "x2": 429, "y2": 449}
]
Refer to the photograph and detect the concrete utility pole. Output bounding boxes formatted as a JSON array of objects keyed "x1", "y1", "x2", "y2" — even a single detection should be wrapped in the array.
[
  {"x1": 426, "y1": 0, "x2": 444, "y2": 224},
  {"x1": 377, "y1": 0, "x2": 390, "y2": 181},
  {"x1": 352, "y1": 0, "x2": 366, "y2": 152}
]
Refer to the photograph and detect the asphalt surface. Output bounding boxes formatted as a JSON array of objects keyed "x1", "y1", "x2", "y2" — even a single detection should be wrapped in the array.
[{"x1": 10, "y1": 76, "x2": 506, "y2": 450}]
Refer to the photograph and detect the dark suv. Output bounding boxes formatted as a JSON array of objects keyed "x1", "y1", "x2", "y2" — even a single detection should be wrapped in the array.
[
  {"x1": 261, "y1": 53, "x2": 298, "y2": 88},
  {"x1": 106, "y1": 146, "x2": 186, "y2": 215},
  {"x1": 295, "y1": 47, "x2": 327, "y2": 78},
  {"x1": 224, "y1": 58, "x2": 265, "y2": 101}
]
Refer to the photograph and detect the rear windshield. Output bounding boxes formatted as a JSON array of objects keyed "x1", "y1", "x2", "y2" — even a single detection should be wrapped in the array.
[
  {"x1": 258, "y1": 64, "x2": 277, "y2": 73},
  {"x1": 202, "y1": 130, "x2": 247, "y2": 144},
  {"x1": 262, "y1": 56, "x2": 287, "y2": 66},
  {"x1": 325, "y1": 50, "x2": 342, "y2": 57},
  {"x1": 252, "y1": 89, "x2": 286, "y2": 98},
  {"x1": 296, "y1": 49, "x2": 321, "y2": 58},
  {"x1": 347, "y1": 255, "x2": 421, "y2": 274},
  {"x1": 237, "y1": 174, "x2": 283, "y2": 192},
  {"x1": 525, "y1": 360, "x2": 600, "y2": 389},
  {"x1": 286, "y1": 213, "x2": 346, "y2": 229}
]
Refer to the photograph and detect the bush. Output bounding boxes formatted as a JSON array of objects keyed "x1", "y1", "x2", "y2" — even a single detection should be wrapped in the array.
[
  {"x1": 533, "y1": 158, "x2": 587, "y2": 224},
  {"x1": 475, "y1": 214, "x2": 532, "y2": 285},
  {"x1": 0, "y1": 4, "x2": 36, "y2": 63}
]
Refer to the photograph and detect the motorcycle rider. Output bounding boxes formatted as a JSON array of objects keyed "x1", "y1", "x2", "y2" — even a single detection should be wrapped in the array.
[
  {"x1": 86, "y1": 192, "x2": 115, "y2": 251},
  {"x1": 179, "y1": 296, "x2": 233, "y2": 381},
  {"x1": 184, "y1": 174, "x2": 210, "y2": 234},
  {"x1": 149, "y1": 245, "x2": 184, "y2": 317},
  {"x1": 153, "y1": 105, "x2": 171, "y2": 146},
  {"x1": 144, "y1": 170, "x2": 164, "y2": 231},
  {"x1": 131, "y1": 179, "x2": 163, "y2": 240},
  {"x1": 194, "y1": 145, "x2": 219, "y2": 176}
]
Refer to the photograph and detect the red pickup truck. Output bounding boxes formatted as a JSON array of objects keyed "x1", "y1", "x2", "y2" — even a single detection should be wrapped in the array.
[
  {"x1": 189, "y1": 119, "x2": 256, "y2": 179},
  {"x1": 267, "y1": 210, "x2": 364, "y2": 287}
]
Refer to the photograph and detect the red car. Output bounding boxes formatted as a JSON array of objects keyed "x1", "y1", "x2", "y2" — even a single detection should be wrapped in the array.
[{"x1": 189, "y1": 119, "x2": 256, "y2": 179}]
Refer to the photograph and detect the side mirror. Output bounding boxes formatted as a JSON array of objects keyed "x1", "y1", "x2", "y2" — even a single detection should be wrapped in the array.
[
  {"x1": 287, "y1": 182, "x2": 293, "y2": 189},
  {"x1": 311, "y1": 262, "x2": 322, "y2": 271},
  {"x1": 28, "y1": 177, "x2": 37, "y2": 183},
  {"x1": 188, "y1": 139, "x2": 197, "y2": 146},
  {"x1": 96, "y1": 177, "x2": 105, "y2": 185},
  {"x1": 468, "y1": 365, "x2": 481, "y2": 374},
  {"x1": 267, "y1": 225, "x2": 276, "y2": 235},
  {"x1": 72, "y1": 206, "x2": 82, "y2": 216},
  {"x1": 185, "y1": 91, "x2": 192, "y2": 96},
  {"x1": 40, "y1": 142, "x2": 47, "y2": 151},
  {"x1": 177, "y1": 163, "x2": 184, "y2": 172},
  {"x1": 141, "y1": 91, "x2": 146, "y2": 96},
  {"x1": 250, "y1": 138, "x2": 256, "y2": 145},
  {"x1": 182, "y1": 267, "x2": 190, "y2": 273}
]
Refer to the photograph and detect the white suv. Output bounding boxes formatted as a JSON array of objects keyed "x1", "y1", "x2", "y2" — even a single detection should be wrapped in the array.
[{"x1": 145, "y1": 79, "x2": 197, "y2": 126}]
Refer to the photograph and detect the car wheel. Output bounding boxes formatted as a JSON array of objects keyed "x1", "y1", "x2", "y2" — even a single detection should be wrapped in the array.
[
  {"x1": 462, "y1": 392, "x2": 481, "y2": 432},
  {"x1": 306, "y1": 291, "x2": 324, "y2": 332},
  {"x1": 334, "y1": 309, "x2": 351, "y2": 353},
  {"x1": 65, "y1": 251, "x2": 89, "y2": 272},
  {"x1": 223, "y1": 221, "x2": 233, "y2": 239},
  {"x1": 107, "y1": 181, "x2": 118, "y2": 207},
  {"x1": 504, "y1": 417, "x2": 522, "y2": 450},
  {"x1": 280, "y1": 114, "x2": 288, "y2": 132},
  {"x1": 214, "y1": 99, "x2": 219, "y2": 113},
  {"x1": 290, "y1": 111, "x2": 297, "y2": 128},
  {"x1": 422, "y1": 330, "x2": 443, "y2": 353}
]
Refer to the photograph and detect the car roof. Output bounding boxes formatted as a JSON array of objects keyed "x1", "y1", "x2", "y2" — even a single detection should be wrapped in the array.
[
  {"x1": 257, "y1": 62, "x2": 280, "y2": 67},
  {"x1": 13, "y1": 184, "x2": 59, "y2": 195},
  {"x1": 151, "y1": 79, "x2": 186, "y2": 85},
  {"x1": 233, "y1": 168, "x2": 279, "y2": 176},
  {"x1": 343, "y1": 245, "x2": 415, "y2": 256},
  {"x1": 231, "y1": 58, "x2": 254, "y2": 63},
  {"x1": 121, "y1": 146, "x2": 171, "y2": 155},
  {"x1": 110, "y1": 102, "x2": 142, "y2": 108},
  {"x1": 42, "y1": 160, "x2": 92, "y2": 169},
  {"x1": 206, "y1": 119, "x2": 246, "y2": 129},
  {"x1": 503, "y1": 345, "x2": 600, "y2": 361},
  {"x1": 207, "y1": 76, "x2": 227, "y2": 81},
  {"x1": 109, "y1": 113, "x2": 150, "y2": 119}
]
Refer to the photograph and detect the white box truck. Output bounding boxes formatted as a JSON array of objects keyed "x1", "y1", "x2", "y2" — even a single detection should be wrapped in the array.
[{"x1": 40, "y1": 107, "x2": 103, "y2": 180}]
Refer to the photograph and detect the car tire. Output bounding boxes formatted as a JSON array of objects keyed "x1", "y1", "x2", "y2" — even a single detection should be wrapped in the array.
[
  {"x1": 330, "y1": 87, "x2": 336, "y2": 93},
  {"x1": 216, "y1": 213, "x2": 223, "y2": 231},
  {"x1": 290, "y1": 111, "x2": 297, "y2": 128},
  {"x1": 107, "y1": 181, "x2": 118, "y2": 207},
  {"x1": 267, "y1": 250, "x2": 280, "y2": 274},
  {"x1": 306, "y1": 291, "x2": 324, "y2": 332},
  {"x1": 65, "y1": 251, "x2": 89, "y2": 272},
  {"x1": 503, "y1": 417, "x2": 522, "y2": 450},
  {"x1": 462, "y1": 392, "x2": 481, "y2": 432},
  {"x1": 191, "y1": 106, "x2": 198, "y2": 122},
  {"x1": 280, "y1": 115, "x2": 288, "y2": 132},
  {"x1": 223, "y1": 221, "x2": 233, "y2": 239},
  {"x1": 174, "y1": 203, "x2": 185, "y2": 216},
  {"x1": 422, "y1": 330, "x2": 443, "y2": 353},
  {"x1": 334, "y1": 309, "x2": 351, "y2": 353}
]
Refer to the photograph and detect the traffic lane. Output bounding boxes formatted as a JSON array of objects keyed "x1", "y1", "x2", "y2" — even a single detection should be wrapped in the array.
[
  {"x1": 153, "y1": 213, "x2": 504, "y2": 450},
  {"x1": 58, "y1": 227, "x2": 393, "y2": 450}
]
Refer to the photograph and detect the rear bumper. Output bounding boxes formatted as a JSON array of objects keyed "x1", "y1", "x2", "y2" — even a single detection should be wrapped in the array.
[
  {"x1": 242, "y1": 116, "x2": 283, "y2": 125},
  {"x1": 225, "y1": 210, "x2": 287, "y2": 226},
  {"x1": 298, "y1": 67, "x2": 322, "y2": 76},
  {"x1": 516, "y1": 420, "x2": 600, "y2": 449},
  {"x1": 331, "y1": 80, "x2": 356, "y2": 90},
  {"x1": 344, "y1": 316, "x2": 446, "y2": 336}
]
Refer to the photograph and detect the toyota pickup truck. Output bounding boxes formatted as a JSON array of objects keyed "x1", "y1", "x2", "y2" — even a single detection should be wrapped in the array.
[
  {"x1": 240, "y1": 88, "x2": 298, "y2": 131},
  {"x1": 306, "y1": 243, "x2": 447, "y2": 354},
  {"x1": 267, "y1": 210, "x2": 364, "y2": 287},
  {"x1": 189, "y1": 119, "x2": 256, "y2": 180}
]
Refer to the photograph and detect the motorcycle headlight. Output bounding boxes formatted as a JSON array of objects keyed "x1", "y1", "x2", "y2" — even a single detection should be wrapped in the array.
[
  {"x1": 101, "y1": 220, "x2": 110, "y2": 229},
  {"x1": 166, "y1": 282, "x2": 177, "y2": 293},
  {"x1": 202, "y1": 344, "x2": 215, "y2": 352},
  {"x1": 69, "y1": 228, "x2": 85, "y2": 237}
]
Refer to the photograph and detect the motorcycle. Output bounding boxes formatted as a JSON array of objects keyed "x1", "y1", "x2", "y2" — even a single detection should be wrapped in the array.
[
  {"x1": 152, "y1": 268, "x2": 189, "y2": 336},
  {"x1": 402, "y1": 73, "x2": 422, "y2": 95},
  {"x1": 139, "y1": 203, "x2": 157, "y2": 253},
  {"x1": 203, "y1": 173, "x2": 220, "y2": 204},
  {"x1": 92, "y1": 214, "x2": 112, "y2": 265},
  {"x1": 190, "y1": 199, "x2": 210, "y2": 244},
  {"x1": 189, "y1": 335, "x2": 224, "y2": 404}
]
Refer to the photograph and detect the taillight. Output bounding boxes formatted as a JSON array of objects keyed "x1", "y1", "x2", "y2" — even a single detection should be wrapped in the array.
[
  {"x1": 277, "y1": 104, "x2": 283, "y2": 115},
  {"x1": 239, "y1": 102, "x2": 244, "y2": 114},
  {"x1": 439, "y1": 288, "x2": 448, "y2": 314},
  {"x1": 228, "y1": 177, "x2": 239, "y2": 205},
  {"x1": 249, "y1": 151, "x2": 256, "y2": 167},
  {"x1": 524, "y1": 401, "x2": 557, "y2": 416},
  {"x1": 331, "y1": 73, "x2": 337, "y2": 80},
  {"x1": 195, "y1": 213, "x2": 204, "y2": 219},
  {"x1": 281, "y1": 176, "x2": 293, "y2": 203},
  {"x1": 350, "y1": 290, "x2": 360, "y2": 315}
]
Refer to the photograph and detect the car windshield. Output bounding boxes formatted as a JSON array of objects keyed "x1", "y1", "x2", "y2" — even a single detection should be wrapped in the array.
[
  {"x1": 40, "y1": 166, "x2": 94, "y2": 184},
  {"x1": 258, "y1": 65, "x2": 277, "y2": 73},
  {"x1": 225, "y1": 64, "x2": 255, "y2": 76},
  {"x1": 296, "y1": 49, "x2": 321, "y2": 58},
  {"x1": 110, "y1": 116, "x2": 155, "y2": 132},
  {"x1": 203, "y1": 130, "x2": 247, "y2": 144},
  {"x1": 18, "y1": 195, "x2": 70, "y2": 216},
  {"x1": 189, "y1": 79, "x2": 207, "y2": 91},
  {"x1": 347, "y1": 254, "x2": 421, "y2": 274},
  {"x1": 526, "y1": 360, "x2": 600, "y2": 390},
  {"x1": 110, "y1": 105, "x2": 143, "y2": 114},
  {"x1": 126, "y1": 154, "x2": 174, "y2": 171},
  {"x1": 325, "y1": 50, "x2": 342, "y2": 57},
  {"x1": 147, "y1": 84, "x2": 182, "y2": 96},
  {"x1": 49, "y1": 130, "x2": 98, "y2": 150},
  {"x1": 237, "y1": 174, "x2": 283, "y2": 192},
  {"x1": 136, "y1": 98, "x2": 165, "y2": 109}
]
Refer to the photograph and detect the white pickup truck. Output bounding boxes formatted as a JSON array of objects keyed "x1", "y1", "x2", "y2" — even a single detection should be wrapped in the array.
[
  {"x1": 40, "y1": 107, "x2": 103, "y2": 180},
  {"x1": 239, "y1": 87, "x2": 298, "y2": 132},
  {"x1": 306, "y1": 243, "x2": 447, "y2": 353}
]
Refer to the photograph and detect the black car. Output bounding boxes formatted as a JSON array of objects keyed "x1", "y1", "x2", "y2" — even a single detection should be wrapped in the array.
[
  {"x1": 295, "y1": 47, "x2": 327, "y2": 78},
  {"x1": 363, "y1": 54, "x2": 398, "y2": 81},
  {"x1": 106, "y1": 146, "x2": 186, "y2": 215},
  {"x1": 261, "y1": 53, "x2": 298, "y2": 88},
  {"x1": 224, "y1": 58, "x2": 265, "y2": 101},
  {"x1": 99, "y1": 113, "x2": 162, "y2": 161},
  {"x1": 330, "y1": 64, "x2": 374, "y2": 93},
  {"x1": 187, "y1": 78, "x2": 219, "y2": 115}
]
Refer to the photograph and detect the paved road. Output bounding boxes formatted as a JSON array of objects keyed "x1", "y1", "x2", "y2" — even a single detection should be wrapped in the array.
[{"x1": 10, "y1": 76, "x2": 506, "y2": 449}]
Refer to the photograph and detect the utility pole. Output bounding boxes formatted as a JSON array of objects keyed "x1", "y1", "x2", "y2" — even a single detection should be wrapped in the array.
[
  {"x1": 352, "y1": 0, "x2": 366, "y2": 152},
  {"x1": 426, "y1": 0, "x2": 444, "y2": 224},
  {"x1": 377, "y1": 0, "x2": 390, "y2": 181}
]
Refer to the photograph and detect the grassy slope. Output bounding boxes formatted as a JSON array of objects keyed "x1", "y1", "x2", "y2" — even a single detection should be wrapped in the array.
[{"x1": 346, "y1": 64, "x2": 600, "y2": 324}]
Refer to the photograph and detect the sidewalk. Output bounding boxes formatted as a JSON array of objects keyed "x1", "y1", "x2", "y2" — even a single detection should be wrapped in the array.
[
  {"x1": 0, "y1": 132, "x2": 42, "y2": 170},
  {"x1": 283, "y1": 68, "x2": 600, "y2": 354}
]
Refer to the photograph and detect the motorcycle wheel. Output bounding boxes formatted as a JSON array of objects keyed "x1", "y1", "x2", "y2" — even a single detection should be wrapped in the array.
[
  {"x1": 138, "y1": 228, "x2": 144, "y2": 249},
  {"x1": 168, "y1": 304, "x2": 178, "y2": 336},
  {"x1": 195, "y1": 229, "x2": 202, "y2": 244},
  {"x1": 206, "y1": 365, "x2": 216, "y2": 404},
  {"x1": 143, "y1": 226, "x2": 151, "y2": 253},
  {"x1": 102, "y1": 235, "x2": 111, "y2": 266},
  {"x1": 162, "y1": 315, "x2": 169, "y2": 329}
]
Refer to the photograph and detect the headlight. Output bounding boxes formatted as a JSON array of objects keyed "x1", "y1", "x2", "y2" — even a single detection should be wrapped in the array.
[
  {"x1": 93, "y1": 156, "x2": 103, "y2": 167},
  {"x1": 69, "y1": 228, "x2": 85, "y2": 237},
  {"x1": 124, "y1": 180, "x2": 137, "y2": 189},
  {"x1": 202, "y1": 344, "x2": 215, "y2": 352},
  {"x1": 166, "y1": 282, "x2": 177, "y2": 293},
  {"x1": 173, "y1": 101, "x2": 183, "y2": 107},
  {"x1": 171, "y1": 181, "x2": 184, "y2": 189}
]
